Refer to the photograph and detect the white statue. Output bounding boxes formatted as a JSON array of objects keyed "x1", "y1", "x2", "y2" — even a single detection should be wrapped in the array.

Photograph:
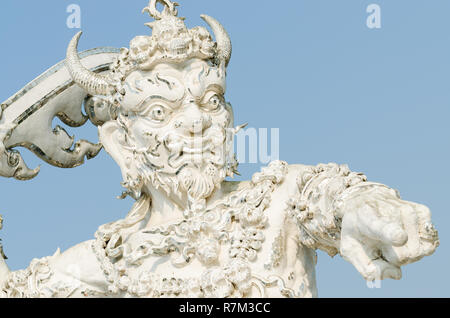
[{"x1": 0, "y1": 0, "x2": 439, "y2": 298}]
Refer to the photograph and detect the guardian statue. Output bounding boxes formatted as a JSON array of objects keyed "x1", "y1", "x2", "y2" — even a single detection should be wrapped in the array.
[{"x1": 0, "y1": 0, "x2": 439, "y2": 298}]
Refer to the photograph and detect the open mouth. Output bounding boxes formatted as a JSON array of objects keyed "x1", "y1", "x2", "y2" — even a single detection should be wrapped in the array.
[
  {"x1": 168, "y1": 144, "x2": 215, "y2": 169},
  {"x1": 163, "y1": 131, "x2": 226, "y2": 170},
  {"x1": 182, "y1": 144, "x2": 213, "y2": 155},
  {"x1": 165, "y1": 135, "x2": 214, "y2": 151}
]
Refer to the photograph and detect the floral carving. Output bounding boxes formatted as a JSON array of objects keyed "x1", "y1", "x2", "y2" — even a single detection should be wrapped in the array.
[
  {"x1": 1, "y1": 252, "x2": 75, "y2": 298},
  {"x1": 90, "y1": 161, "x2": 287, "y2": 297}
]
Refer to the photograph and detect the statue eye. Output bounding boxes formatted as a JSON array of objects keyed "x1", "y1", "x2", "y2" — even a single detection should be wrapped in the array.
[
  {"x1": 204, "y1": 94, "x2": 223, "y2": 112},
  {"x1": 148, "y1": 104, "x2": 168, "y2": 122}
]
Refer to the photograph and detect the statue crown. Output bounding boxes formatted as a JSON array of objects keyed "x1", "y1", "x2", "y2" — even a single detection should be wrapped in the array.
[
  {"x1": 66, "y1": 0, "x2": 232, "y2": 100},
  {"x1": 129, "y1": 0, "x2": 216, "y2": 70}
]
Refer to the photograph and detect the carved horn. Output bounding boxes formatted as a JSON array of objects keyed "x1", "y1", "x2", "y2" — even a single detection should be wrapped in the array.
[
  {"x1": 200, "y1": 15, "x2": 232, "y2": 67},
  {"x1": 66, "y1": 31, "x2": 115, "y2": 96}
]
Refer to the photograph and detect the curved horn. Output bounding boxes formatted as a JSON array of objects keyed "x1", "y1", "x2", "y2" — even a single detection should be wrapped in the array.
[
  {"x1": 200, "y1": 14, "x2": 232, "y2": 67},
  {"x1": 66, "y1": 31, "x2": 115, "y2": 96}
]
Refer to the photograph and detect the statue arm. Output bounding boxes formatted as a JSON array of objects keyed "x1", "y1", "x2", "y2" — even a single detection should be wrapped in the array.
[
  {"x1": 0, "y1": 194, "x2": 151, "y2": 298},
  {"x1": 0, "y1": 214, "x2": 110, "y2": 298},
  {"x1": 287, "y1": 163, "x2": 439, "y2": 281},
  {"x1": 0, "y1": 240, "x2": 108, "y2": 298}
]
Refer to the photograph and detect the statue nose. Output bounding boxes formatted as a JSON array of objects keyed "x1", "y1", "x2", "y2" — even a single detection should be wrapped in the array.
[{"x1": 182, "y1": 103, "x2": 211, "y2": 134}]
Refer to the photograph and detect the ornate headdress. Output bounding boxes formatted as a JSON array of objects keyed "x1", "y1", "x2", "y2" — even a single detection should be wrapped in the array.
[{"x1": 66, "y1": 0, "x2": 232, "y2": 99}]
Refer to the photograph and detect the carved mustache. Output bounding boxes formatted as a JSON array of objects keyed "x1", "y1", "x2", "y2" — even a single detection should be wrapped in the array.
[{"x1": 164, "y1": 131, "x2": 226, "y2": 169}]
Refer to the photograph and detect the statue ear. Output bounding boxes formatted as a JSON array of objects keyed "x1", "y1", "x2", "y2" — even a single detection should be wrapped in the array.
[{"x1": 99, "y1": 121, "x2": 133, "y2": 182}]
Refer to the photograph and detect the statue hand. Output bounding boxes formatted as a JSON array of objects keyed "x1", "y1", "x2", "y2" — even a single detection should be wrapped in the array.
[{"x1": 339, "y1": 186, "x2": 439, "y2": 281}]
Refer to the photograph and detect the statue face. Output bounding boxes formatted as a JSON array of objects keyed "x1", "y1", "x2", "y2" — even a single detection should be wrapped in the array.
[{"x1": 107, "y1": 59, "x2": 236, "y2": 203}]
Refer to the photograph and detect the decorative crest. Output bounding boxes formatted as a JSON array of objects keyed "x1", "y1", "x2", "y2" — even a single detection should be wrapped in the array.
[
  {"x1": 142, "y1": 0, "x2": 180, "y2": 20},
  {"x1": 65, "y1": 0, "x2": 232, "y2": 99}
]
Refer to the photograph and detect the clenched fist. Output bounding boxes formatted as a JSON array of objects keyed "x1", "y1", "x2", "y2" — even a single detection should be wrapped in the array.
[{"x1": 339, "y1": 186, "x2": 439, "y2": 281}]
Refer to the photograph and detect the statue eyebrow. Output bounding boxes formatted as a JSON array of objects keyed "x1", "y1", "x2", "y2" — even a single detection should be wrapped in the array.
[
  {"x1": 140, "y1": 95, "x2": 172, "y2": 104},
  {"x1": 134, "y1": 75, "x2": 177, "y2": 92},
  {"x1": 137, "y1": 94, "x2": 182, "y2": 111}
]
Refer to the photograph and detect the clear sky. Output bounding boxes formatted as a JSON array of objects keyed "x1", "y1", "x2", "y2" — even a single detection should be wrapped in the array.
[{"x1": 0, "y1": 0, "x2": 449, "y2": 297}]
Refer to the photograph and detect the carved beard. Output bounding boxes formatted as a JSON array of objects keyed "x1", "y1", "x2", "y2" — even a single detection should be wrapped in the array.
[
  {"x1": 124, "y1": 122, "x2": 238, "y2": 206},
  {"x1": 133, "y1": 149, "x2": 228, "y2": 207},
  {"x1": 177, "y1": 163, "x2": 225, "y2": 202}
]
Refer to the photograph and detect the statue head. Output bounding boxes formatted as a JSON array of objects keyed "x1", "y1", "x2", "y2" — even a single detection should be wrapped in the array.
[{"x1": 66, "y1": 0, "x2": 238, "y2": 209}]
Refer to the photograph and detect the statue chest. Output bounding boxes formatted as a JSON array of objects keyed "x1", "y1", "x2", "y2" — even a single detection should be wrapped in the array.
[
  {"x1": 113, "y1": 214, "x2": 314, "y2": 298},
  {"x1": 91, "y1": 162, "x2": 317, "y2": 297},
  {"x1": 95, "y1": 195, "x2": 314, "y2": 295}
]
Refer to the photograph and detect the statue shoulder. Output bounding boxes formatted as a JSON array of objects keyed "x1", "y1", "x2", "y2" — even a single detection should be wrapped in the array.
[
  {"x1": 271, "y1": 163, "x2": 313, "y2": 198},
  {"x1": 219, "y1": 162, "x2": 311, "y2": 195},
  {"x1": 224, "y1": 162, "x2": 313, "y2": 196},
  {"x1": 48, "y1": 240, "x2": 107, "y2": 289},
  {"x1": 1, "y1": 240, "x2": 108, "y2": 298},
  {"x1": 239, "y1": 162, "x2": 315, "y2": 213},
  {"x1": 284, "y1": 164, "x2": 314, "y2": 185},
  {"x1": 218, "y1": 162, "x2": 314, "y2": 216}
]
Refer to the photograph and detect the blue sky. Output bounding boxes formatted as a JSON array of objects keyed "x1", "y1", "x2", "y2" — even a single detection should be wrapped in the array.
[{"x1": 0, "y1": 0, "x2": 449, "y2": 297}]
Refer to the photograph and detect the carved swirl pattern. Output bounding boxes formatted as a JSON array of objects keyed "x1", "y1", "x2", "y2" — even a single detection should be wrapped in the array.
[
  {"x1": 1, "y1": 252, "x2": 75, "y2": 298},
  {"x1": 91, "y1": 161, "x2": 288, "y2": 297},
  {"x1": 286, "y1": 163, "x2": 368, "y2": 256}
]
